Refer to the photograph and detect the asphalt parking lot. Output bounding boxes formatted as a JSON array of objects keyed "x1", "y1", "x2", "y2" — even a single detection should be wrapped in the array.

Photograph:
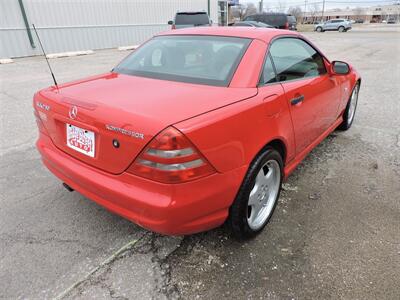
[{"x1": 1, "y1": 25, "x2": 399, "y2": 299}]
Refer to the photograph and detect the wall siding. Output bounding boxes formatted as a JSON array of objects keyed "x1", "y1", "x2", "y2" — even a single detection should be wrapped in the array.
[{"x1": 0, "y1": 0, "x2": 219, "y2": 58}]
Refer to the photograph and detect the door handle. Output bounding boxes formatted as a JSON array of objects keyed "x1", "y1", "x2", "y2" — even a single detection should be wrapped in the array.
[{"x1": 291, "y1": 95, "x2": 304, "y2": 105}]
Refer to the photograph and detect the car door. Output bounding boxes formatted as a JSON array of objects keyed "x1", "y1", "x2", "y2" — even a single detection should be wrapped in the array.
[
  {"x1": 325, "y1": 20, "x2": 335, "y2": 30},
  {"x1": 330, "y1": 20, "x2": 341, "y2": 30},
  {"x1": 268, "y1": 37, "x2": 340, "y2": 154},
  {"x1": 257, "y1": 53, "x2": 296, "y2": 159}
]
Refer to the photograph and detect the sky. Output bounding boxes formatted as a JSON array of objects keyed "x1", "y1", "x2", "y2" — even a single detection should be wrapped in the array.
[{"x1": 242, "y1": 0, "x2": 399, "y2": 10}]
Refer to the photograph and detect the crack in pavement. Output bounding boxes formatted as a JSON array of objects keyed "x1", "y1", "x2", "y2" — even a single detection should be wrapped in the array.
[
  {"x1": 58, "y1": 232, "x2": 187, "y2": 300},
  {"x1": 54, "y1": 235, "x2": 147, "y2": 300}
]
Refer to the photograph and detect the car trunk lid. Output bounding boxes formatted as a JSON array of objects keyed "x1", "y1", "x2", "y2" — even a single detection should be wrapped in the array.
[{"x1": 35, "y1": 73, "x2": 257, "y2": 174}]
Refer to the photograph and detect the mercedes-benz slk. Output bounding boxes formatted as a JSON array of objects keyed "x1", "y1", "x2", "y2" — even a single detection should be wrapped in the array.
[{"x1": 34, "y1": 27, "x2": 361, "y2": 239}]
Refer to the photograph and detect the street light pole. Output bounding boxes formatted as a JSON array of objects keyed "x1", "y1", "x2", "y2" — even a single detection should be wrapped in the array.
[
  {"x1": 321, "y1": 0, "x2": 326, "y2": 21},
  {"x1": 303, "y1": 0, "x2": 307, "y2": 23},
  {"x1": 260, "y1": 0, "x2": 264, "y2": 13}
]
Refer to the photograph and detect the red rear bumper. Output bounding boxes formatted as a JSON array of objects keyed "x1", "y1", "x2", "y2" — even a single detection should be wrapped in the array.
[{"x1": 36, "y1": 133, "x2": 246, "y2": 235}]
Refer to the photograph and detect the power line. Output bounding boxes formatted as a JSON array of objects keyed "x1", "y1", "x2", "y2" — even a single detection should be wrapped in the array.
[{"x1": 260, "y1": 0, "x2": 397, "y2": 11}]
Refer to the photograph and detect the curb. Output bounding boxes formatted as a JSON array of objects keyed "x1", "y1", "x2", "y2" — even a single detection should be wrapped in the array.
[
  {"x1": 46, "y1": 50, "x2": 94, "y2": 59},
  {"x1": 0, "y1": 58, "x2": 14, "y2": 64},
  {"x1": 118, "y1": 45, "x2": 139, "y2": 51}
]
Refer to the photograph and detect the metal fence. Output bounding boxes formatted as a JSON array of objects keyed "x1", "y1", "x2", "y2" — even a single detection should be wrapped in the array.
[{"x1": 0, "y1": 0, "x2": 218, "y2": 58}]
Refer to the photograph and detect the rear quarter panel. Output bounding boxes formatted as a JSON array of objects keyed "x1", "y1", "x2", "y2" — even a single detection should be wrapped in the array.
[
  {"x1": 338, "y1": 67, "x2": 361, "y2": 115},
  {"x1": 175, "y1": 91, "x2": 294, "y2": 174}
]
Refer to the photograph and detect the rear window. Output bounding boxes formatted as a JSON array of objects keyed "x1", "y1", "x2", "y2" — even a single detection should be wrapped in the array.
[
  {"x1": 245, "y1": 15, "x2": 256, "y2": 21},
  {"x1": 114, "y1": 36, "x2": 251, "y2": 87},
  {"x1": 287, "y1": 15, "x2": 296, "y2": 23},
  {"x1": 175, "y1": 12, "x2": 209, "y2": 25},
  {"x1": 250, "y1": 14, "x2": 286, "y2": 26}
]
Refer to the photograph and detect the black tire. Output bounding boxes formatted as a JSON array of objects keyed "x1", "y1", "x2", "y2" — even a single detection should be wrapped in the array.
[
  {"x1": 228, "y1": 146, "x2": 283, "y2": 239},
  {"x1": 316, "y1": 27, "x2": 323, "y2": 32},
  {"x1": 338, "y1": 26, "x2": 345, "y2": 32},
  {"x1": 338, "y1": 82, "x2": 360, "y2": 131}
]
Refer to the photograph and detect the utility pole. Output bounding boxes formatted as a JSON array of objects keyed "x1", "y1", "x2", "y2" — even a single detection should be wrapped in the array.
[
  {"x1": 259, "y1": 0, "x2": 264, "y2": 13},
  {"x1": 303, "y1": 0, "x2": 307, "y2": 24},
  {"x1": 321, "y1": 0, "x2": 326, "y2": 22}
]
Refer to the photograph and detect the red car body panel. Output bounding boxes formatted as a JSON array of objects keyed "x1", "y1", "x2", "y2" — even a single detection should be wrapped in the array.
[
  {"x1": 37, "y1": 74, "x2": 257, "y2": 174},
  {"x1": 34, "y1": 27, "x2": 361, "y2": 235}
]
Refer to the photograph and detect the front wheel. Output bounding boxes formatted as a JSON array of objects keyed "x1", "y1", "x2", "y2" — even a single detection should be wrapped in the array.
[
  {"x1": 228, "y1": 147, "x2": 283, "y2": 239},
  {"x1": 338, "y1": 26, "x2": 345, "y2": 32},
  {"x1": 338, "y1": 82, "x2": 360, "y2": 130},
  {"x1": 316, "y1": 27, "x2": 323, "y2": 32}
]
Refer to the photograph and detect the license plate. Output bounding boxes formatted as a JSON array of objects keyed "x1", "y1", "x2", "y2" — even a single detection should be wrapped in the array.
[{"x1": 66, "y1": 124, "x2": 95, "y2": 157}]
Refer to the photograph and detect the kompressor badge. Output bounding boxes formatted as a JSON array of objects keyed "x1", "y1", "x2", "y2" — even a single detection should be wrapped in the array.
[{"x1": 105, "y1": 125, "x2": 144, "y2": 140}]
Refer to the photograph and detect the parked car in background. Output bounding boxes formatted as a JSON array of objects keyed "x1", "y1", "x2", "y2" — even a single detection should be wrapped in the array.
[
  {"x1": 168, "y1": 11, "x2": 211, "y2": 29},
  {"x1": 315, "y1": 19, "x2": 352, "y2": 32},
  {"x1": 286, "y1": 15, "x2": 297, "y2": 30},
  {"x1": 244, "y1": 13, "x2": 297, "y2": 30},
  {"x1": 355, "y1": 19, "x2": 364, "y2": 24},
  {"x1": 34, "y1": 27, "x2": 361, "y2": 239},
  {"x1": 232, "y1": 21, "x2": 274, "y2": 28},
  {"x1": 387, "y1": 18, "x2": 396, "y2": 24}
]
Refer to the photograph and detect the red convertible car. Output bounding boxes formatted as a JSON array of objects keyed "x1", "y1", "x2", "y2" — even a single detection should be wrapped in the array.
[{"x1": 34, "y1": 27, "x2": 360, "y2": 239}]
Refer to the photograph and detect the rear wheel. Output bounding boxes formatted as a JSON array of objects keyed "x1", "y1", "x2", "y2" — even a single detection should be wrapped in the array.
[
  {"x1": 338, "y1": 26, "x2": 345, "y2": 32},
  {"x1": 228, "y1": 147, "x2": 283, "y2": 239},
  {"x1": 316, "y1": 27, "x2": 323, "y2": 32},
  {"x1": 338, "y1": 82, "x2": 360, "y2": 130}
]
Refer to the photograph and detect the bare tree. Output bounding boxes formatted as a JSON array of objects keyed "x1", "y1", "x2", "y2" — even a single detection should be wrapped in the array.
[
  {"x1": 354, "y1": 7, "x2": 364, "y2": 19},
  {"x1": 309, "y1": 3, "x2": 320, "y2": 22},
  {"x1": 277, "y1": 1, "x2": 287, "y2": 13},
  {"x1": 244, "y1": 3, "x2": 258, "y2": 19},
  {"x1": 288, "y1": 6, "x2": 303, "y2": 21},
  {"x1": 234, "y1": 4, "x2": 247, "y2": 21}
]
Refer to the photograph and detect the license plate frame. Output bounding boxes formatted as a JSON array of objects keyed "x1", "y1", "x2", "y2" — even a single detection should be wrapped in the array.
[{"x1": 66, "y1": 124, "x2": 95, "y2": 157}]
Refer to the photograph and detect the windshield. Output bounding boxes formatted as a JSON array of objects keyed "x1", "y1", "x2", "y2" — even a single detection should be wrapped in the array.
[
  {"x1": 114, "y1": 35, "x2": 251, "y2": 86},
  {"x1": 175, "y1": 13, "x2": 209, "y2": 25}
]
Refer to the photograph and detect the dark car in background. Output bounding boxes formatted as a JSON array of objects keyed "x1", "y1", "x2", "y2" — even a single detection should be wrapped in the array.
[
  {"x1": 232, "y1": 21, "x2": 274, "y2": 28},
  {"x1": 244, "y1": 13, "x2": 297, "y2": 30},
  {"x1": 168, "y1": 11, "x2": 211, "y2": 29}
]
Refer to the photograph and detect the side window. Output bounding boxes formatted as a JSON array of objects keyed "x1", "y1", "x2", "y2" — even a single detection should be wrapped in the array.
[
  {"x1": 260, "y1": 54, "x2": 277, "y2": 85},
  {"x1": 269, "y1": 38, "x2": 327, "y2": 82},
  {"x1": 246, "y1": 16, "x2": 255, "y2": 21}
]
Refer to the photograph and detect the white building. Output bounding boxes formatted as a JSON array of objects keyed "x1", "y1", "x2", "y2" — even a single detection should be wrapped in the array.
[
  {"x1": 304, "y1": 4, "x2": 400, "y2": 23},
  {"x1": 0, "y1": 0, "x2": 231, "y2": 58}
]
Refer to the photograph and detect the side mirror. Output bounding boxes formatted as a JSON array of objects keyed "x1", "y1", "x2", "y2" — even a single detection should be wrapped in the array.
[
  {"x1": 332, "y1": 61, "x2": 350, "y2": 75},
  {"x1": 168, "y1": 20, "x2": 173, "y2": 25}
]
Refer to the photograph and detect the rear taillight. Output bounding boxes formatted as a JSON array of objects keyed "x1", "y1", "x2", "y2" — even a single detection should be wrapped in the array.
[
  {"x1": 34, "y1": 110, "x2": 48, "y2": 134},
  {"x1": 128, "y1": 126, "x2": 215, "y2": 183},
  {"x1": 285, "y1": 22, "x2": 289, "y2": 29}
]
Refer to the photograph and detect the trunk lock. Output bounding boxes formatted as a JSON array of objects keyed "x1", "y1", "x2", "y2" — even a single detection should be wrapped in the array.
[{"x1": 112, "y1": 139, "x2": 120, "y2": 148}]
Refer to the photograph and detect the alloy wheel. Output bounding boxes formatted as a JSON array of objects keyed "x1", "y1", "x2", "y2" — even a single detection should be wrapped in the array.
[
  {"x1": 247, "y1": 160, "x2": 281, "y2": 230},
  {"x1": 348, "y1": 85, "x2": 359, "y2": 124}
]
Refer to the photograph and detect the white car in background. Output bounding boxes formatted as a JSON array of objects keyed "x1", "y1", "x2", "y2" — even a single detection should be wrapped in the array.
[{"x1": 315, "y1": 19, "x2": 352, "y2": 32}]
